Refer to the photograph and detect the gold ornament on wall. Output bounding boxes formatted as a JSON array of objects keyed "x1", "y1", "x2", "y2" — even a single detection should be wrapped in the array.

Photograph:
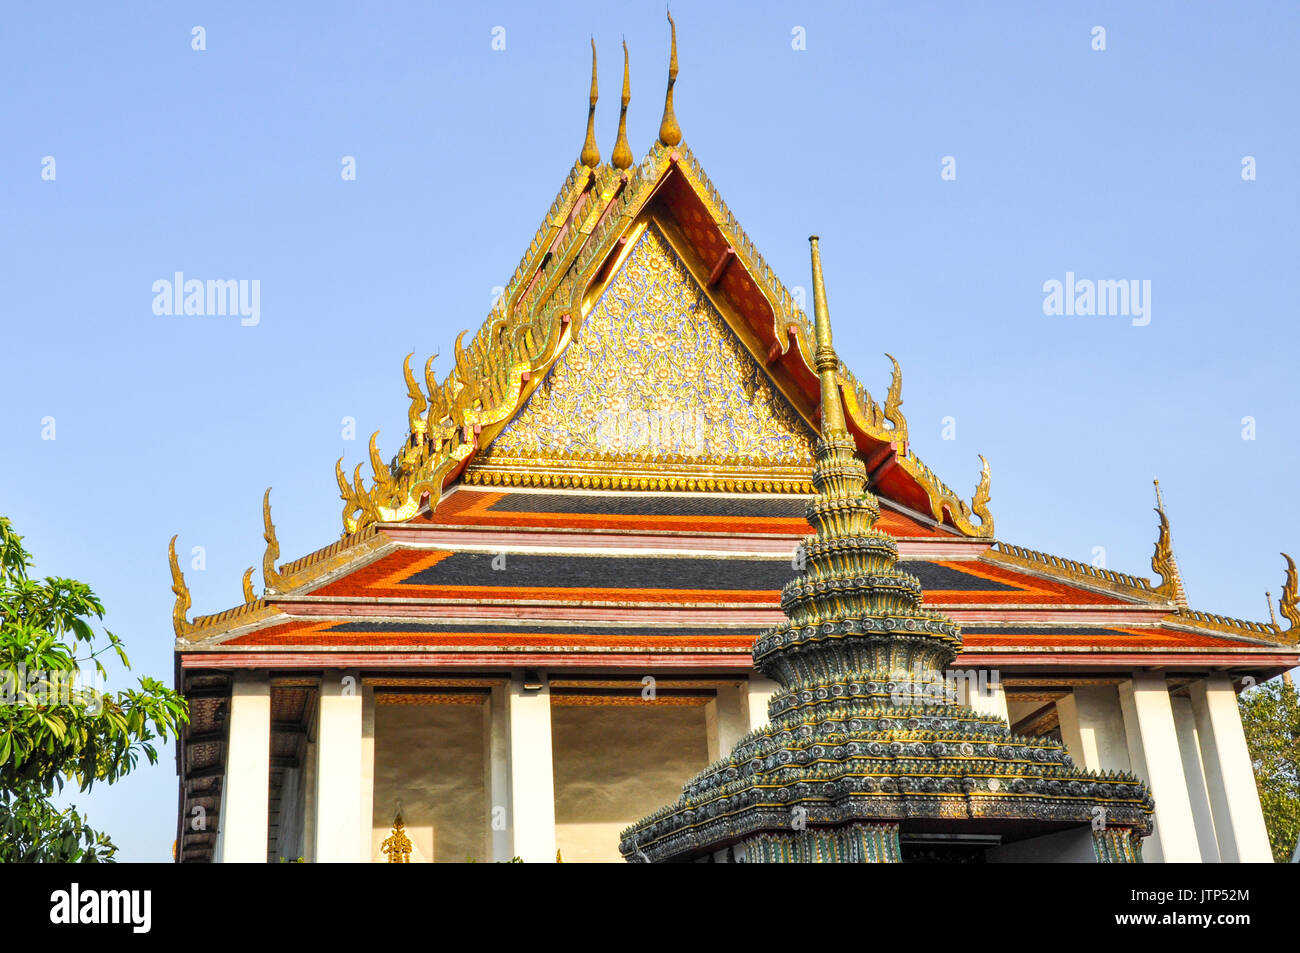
[{"x1": 381, "y1": 809, "x2": 412, "y2": 864}]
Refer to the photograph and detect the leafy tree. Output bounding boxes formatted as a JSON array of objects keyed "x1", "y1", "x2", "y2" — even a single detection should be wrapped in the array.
[
  {"x1": 1239, "y1": 672, "x2": 1300, "y2": 863},
  {"x1": 0, "y1": 516, "x2": 188, "y2": 861}
]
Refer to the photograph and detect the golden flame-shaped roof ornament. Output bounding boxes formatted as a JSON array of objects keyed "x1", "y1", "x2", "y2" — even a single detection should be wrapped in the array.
[
  {"x1": 241, "y1": 567, "x2": 256, "y2": 604},
  {"x1": 580, "y1": 38, "x2": 601, "y2": 168},
  {"x1": 262, "y1": 488, "x2": 285, "y2": 594},
  {"x1": 611, "y1": 39, "x2": 633, "y2": 170},
  {"x1": 1151, "y1": 479, "x2": 1188, "y2": 608},
  {"x1": 657, "y1": 11, "x2": 681, "y2": 147},
  {"x1": 169, "y1": 535, "x2": 194, "y2": 638},
  {"x1": 402, "y1": 352, "x2": 427, "y2": 436},
  {"x1": 1278, "y1": 553, "x2": 1299, "y2": 635}
]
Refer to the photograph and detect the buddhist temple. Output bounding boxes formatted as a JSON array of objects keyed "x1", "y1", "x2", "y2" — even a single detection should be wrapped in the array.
[{"x1": 171, "y1": 19, "x2": 1296, "y2": 863}]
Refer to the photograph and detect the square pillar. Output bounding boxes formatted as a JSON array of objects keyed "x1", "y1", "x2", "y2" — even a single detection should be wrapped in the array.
[
  {"x1": 961, "y1": 669, "x2": 1009, "y2": 723},
  {"x1": 486, "y1": 684, "x2": 512, "y2": 862},
  {"x1": 359, "y1": 683, "x2": 375, "y2": 862},
  {"x1": 314, "y1": 671, "x2": 363, "y2": 862},
  {"x1": 506, "y1": 671, "x2": 556, "y2": 863},
  {"x1": 744, "y1": 676, "x2": 781, "y2": 733},
  {"x1": 1171, "y1": 695, "x2": 1220, "y2": 862},
  {"x1": 706, "y1": 682, "x2": 748, "y2": 762},
  {"x1": 218, "y1": 670, "x2": 270, "y2": 863},
  {"x1": 1189, "y1": 675, "x2": 1273, "y2": 862},
  {"x1": 1057, "y1": 685, "x2": 1131, "y2": 773},
  {"x1": 301, "y1": 734, "x2": 317, "y2": 863},
  {"x1": 1119, "y1": 672, "x2": 1203, "y2": 862}
]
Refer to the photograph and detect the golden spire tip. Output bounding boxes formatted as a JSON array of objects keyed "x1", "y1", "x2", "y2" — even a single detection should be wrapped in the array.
[
  {"x1": 808, "y1": 235, "x2": 845, "y2": 432},
  {"x1": 580, "y1": 37, "x2": 601, "y2": 168},
  {"x1": 658, "y1": 10, "x2": 681, "y2": 147},
  {"x1": 611, "y1": 38, "x2": 633, "y2": 170}
]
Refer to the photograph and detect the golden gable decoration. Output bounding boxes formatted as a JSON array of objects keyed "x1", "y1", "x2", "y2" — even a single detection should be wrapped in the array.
[
  {"x1": 467, "y1": 224, "x2": 815, "y2": 493},
  {"x1": 329, "y1": 25, "x2": 994, "y2": 536}
]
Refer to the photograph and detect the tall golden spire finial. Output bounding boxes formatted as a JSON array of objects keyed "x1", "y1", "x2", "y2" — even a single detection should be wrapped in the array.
[
  {"x1": 808, "y1": 236, "x2": 845, "y2": 432},
  {"x1": 1151, "y1": 479, "x2": 1188, "y2": 608},
  {"x1": 657, "y1": 11, "x2": 681, "y2": 147},
  {"x1": 611, "y1": 39, "x2": 633, "y2": 170},
  {"x1": 262, "y1": 488, "x2": 285, "y2": 594},
  {"x1": 580, "y1": 37, "x2": 601, "y2": 168}
]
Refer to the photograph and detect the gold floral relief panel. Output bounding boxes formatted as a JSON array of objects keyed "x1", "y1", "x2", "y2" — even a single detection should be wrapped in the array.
[{"x1": 481, "y1": 224, "x2": 815, "y2": 466}]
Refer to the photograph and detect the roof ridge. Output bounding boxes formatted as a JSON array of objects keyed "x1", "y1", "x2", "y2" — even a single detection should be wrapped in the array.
[
  {"x1": 990, "y1": 541, "x2": 1157, "y2": 596},
  {"x1": 1167, "y1": 606, "x2": 1291, "y2": 642}
]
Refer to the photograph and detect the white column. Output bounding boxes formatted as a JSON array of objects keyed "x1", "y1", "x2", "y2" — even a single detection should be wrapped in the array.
[
  {"x1": 1171, "y1": 695, "x2": 1220, "y2": 862},
  {"x1": 1190, "y1": 675, "x2": 1273, "y2": 862},
  {"x1": 218, "y1": 670, "x2": 270, "y2": 863},
  {"x1": 744, "y1": 676, "x2": 781, "y2": 732},
  {"x1": 359, "y1": 683, "x2": 375, "y2": 862},
  {"x1": 487, "y1": 684, "x2": 512, "y2": 862},
  {"x1": 301, "y1": 735, "x2": 317, "y2": 863},
  {"x1": 506, "y1": 671, "x2": 556, "y2": 863},
  {"x1": 1119, "y1": 672, "x2": 1203, "y2": 862},
  {"x1": 314, "y1": 670, "x2": 364, "y2": 862},
  {"x1": 706, "y1": 682, "x2": 748, "y2": 761},
  {"x1": 965, "y1": 671, "x2": 1009, "y2": 724},
  {"x1": 1057, "y1": 685, "x2": 1131, "y2": 773}
]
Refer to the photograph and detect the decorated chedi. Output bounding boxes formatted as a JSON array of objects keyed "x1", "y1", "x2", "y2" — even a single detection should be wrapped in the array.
[{"x1": 620, "y1": 237, "x2": 1155, "y2": 863}]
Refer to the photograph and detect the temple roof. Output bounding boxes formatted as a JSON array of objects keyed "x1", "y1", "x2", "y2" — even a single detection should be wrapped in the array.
[
  {"x1": 330, "y1": 131, "x2": 994, "y2": 538},
  {"x1": 164, "y1": 20, "x2": 1300, "y2": 691},
  {"x1": 172, "y1": 485, "x2": 1299, "y2": 671}
]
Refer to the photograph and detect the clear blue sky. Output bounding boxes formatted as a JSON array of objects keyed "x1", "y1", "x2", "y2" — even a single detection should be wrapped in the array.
[{"x1": 2, "y1": 2, "x2": 1296, "y2": 861}]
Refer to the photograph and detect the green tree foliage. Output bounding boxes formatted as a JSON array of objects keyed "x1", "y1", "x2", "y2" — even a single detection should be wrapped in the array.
[
  {"x1": 1239, "y1": 673, "x2": 1300, "y2": 863},
  {"x1": 0, "y1": 516, "x2": 188, "y2": 861}
]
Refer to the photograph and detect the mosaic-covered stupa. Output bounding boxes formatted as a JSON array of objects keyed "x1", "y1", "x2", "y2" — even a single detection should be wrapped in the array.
[{"x1": 619, "y1": 238, "x2": 1157, "y2": 863}]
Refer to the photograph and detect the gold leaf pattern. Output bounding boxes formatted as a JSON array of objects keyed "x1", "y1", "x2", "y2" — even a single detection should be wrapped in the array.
[{"x1": 480, "y1": 225, "x2": 814, "y2": 469}]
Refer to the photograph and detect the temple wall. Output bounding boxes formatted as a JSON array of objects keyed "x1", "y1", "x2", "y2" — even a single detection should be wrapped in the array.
[
  {"x1": 371, "y1": 701, "x2": 488, "y2": 862},
  {"x1": 551, "y1": 704, "x2": 710, "y2": 862}
]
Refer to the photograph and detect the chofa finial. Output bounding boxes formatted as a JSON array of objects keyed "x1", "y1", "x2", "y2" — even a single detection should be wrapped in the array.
[
  {"x1": 611, "y1": 39, "x2": 633, "y2": 170},
  {"x1": 263, "y1": 488, "x2": 285, "y2": 594},
  {"x1": 658, "y1": 11, "x2": 681, "y2": 147},
  {"x1": 580, "y1": 37, "x2": 601, "y2": 168},
  {"x1": 169, "y1": 535, "x2": 194, "y2": 638},
  {"x1": 808, "y1": 235, "x2": 845, "y2": 433},
  {"x1": 1278, "y1": 553, "x2": 1299, "y2": 634},
  {"x1": 1150, "y1": 478, "x2": 1188, "y2": 608}
]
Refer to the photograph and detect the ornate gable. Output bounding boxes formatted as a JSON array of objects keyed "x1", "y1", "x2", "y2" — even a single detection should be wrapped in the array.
[{"x1": 466, "y1": 224, "x2": 815, "y2": 493}]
